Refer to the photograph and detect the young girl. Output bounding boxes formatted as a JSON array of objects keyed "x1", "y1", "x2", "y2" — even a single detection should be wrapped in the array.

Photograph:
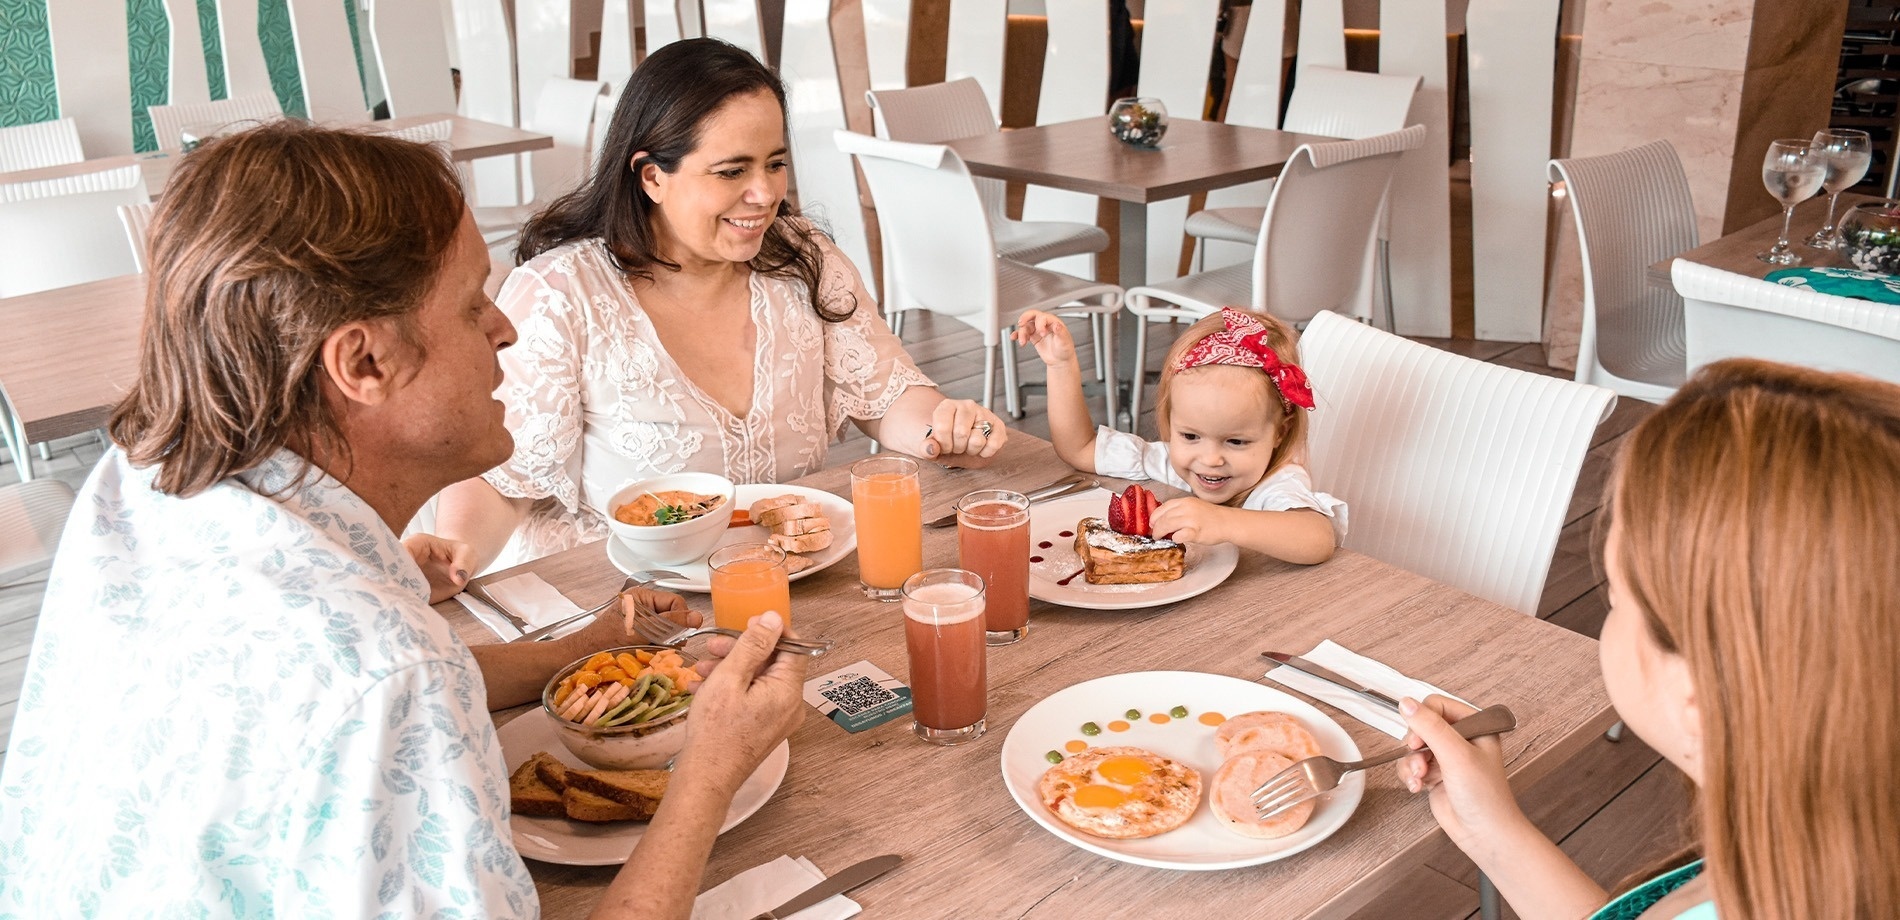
[
  {"x1": 1013, "y1": 307, "x2": 1343, "y2": 564},
  {"x1": 1400, "y1": 359, "x2": 1900, "y2": 919}
]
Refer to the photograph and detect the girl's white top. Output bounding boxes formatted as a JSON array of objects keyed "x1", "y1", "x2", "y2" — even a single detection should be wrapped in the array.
[{"x1": 1093, "y1": 425, "x2": 1349, "y2": 541}]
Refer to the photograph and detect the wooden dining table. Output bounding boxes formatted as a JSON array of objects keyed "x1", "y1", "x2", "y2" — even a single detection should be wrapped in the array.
[
  {"x1": 438, "y1": 433, "x2": 1614, "y2": 919},
  {"x1": 1643, "y1": 192, "x2": 1877, "y2": 286}
]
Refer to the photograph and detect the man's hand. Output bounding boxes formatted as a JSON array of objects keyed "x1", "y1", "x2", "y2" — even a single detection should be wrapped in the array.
[
  {"x1": 402, "y1": 533, "x2": 473, "y2": 603},
  {"x1": 676, "y1": 612, "x2": 809, "y2": 796}
]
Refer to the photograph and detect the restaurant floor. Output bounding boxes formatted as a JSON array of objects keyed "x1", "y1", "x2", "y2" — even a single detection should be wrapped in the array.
[{"x1": 0, "y1": 316, "x2": 1688, "y2": 919}]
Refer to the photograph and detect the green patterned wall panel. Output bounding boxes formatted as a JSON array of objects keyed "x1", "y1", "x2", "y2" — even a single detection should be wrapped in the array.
[
  {"x1": 258, "y1": 0, "x2": 306, "y2": 118},
  {"x1": 0, "y1": 0, "x2": 58, "y2": 128},
  {"x1": 198, "y1": 0, "x2": 225, "y2": 100},
  {"x1": 128, "y1": 0, "x2": 166, "y2": 151}
]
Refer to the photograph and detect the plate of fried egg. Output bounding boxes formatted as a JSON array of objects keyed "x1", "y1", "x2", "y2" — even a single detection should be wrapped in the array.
[{"x1": 999, "y1": 670, "x2": 1364, "y2": 870}]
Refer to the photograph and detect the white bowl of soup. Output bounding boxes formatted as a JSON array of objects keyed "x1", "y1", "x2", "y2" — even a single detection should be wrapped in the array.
[{"x1": 606, "y1": 472, "x2": 736, "y2": 565}]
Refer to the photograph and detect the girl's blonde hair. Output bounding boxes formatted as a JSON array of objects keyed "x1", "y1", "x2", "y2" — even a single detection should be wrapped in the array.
[
  {"x1": 1153, "y1": 309, "x2": 1308, "y2": 498},
  {"x1": 1607, "y1": 359, "x2": 1900, "y2": 919}
]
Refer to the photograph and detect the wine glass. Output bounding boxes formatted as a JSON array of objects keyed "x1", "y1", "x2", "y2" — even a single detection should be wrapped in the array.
[
  {"x1": 1805, "y1": 129, "x2": 1872, "y2": 249},
  {"x1": 1759, "y1": 139, "x2": 1826, "y2": 265}
]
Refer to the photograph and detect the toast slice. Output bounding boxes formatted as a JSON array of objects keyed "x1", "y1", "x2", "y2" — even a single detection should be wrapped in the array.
[
  {"x1": 769, "y1": 515, "x2": 830, "y2": 537},
  {"x1": 1075, "y1": 517, "x2": 1184, "y2": 585},
  {"x1": 509, "y1": 755, "x2": 567, "y2": 817},
  {"x1": 769, "y1": 529, "x2": 832, "y2": 553},
  {"x1": 782, "y1": 553, "x2": 816, "y2": 575},
  {"x1": 757, "y1": 501, "x2": 822, "y2": 529},
  {"x1": 565, "y1": 768, "x2": 670, "y2": 818},
  {"x1": 749, "y1": 494, "x2": 805, "y2": 520},
  {"x1": 532, "y1": 752, "x2": 570, "y2": 793},
  {"x1": 561, "y1": 787, "x2": 650, "y2": 823}
]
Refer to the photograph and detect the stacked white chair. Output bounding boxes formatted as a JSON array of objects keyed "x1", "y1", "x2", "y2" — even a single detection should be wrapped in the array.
[
  {"x1": 1672, "y1": 259, "x2": 1900, "y2": 387},
  {"x1": 0, "y1": 119, "x2": 84, "y2": 173},
  {"x1": 475, "y1": 78, "x2": 609, "y2": 248},
  {"x1": 1124, "y1": 125, "x2": 1426, "y2": 420},
  {"x1": 285, "y1": 0, "x2": 372, "y2": 122},
  {"x1": 0, "y1": 165, "x2": 150, "y2": 297},
  {"x1": 1300, "y1": 310, "x2": 1617, "y2": 617},
  {"x1": 147, "y1": 93, "x2": 285, "y2": 153},
  {"x1": 368, "y1": 0, "x2": 459, "y2": 118},
  {"x1": 1549, "y1": 141, "x2": 1697, "y2": 402},
  {"x1": 118, "y1": 202, "x2": 156, "y2": 274},
  {"x1": 836, "y1": 130, "x2": 1125, "y2": 420}
]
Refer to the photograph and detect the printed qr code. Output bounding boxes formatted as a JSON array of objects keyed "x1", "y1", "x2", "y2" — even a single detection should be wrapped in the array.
[{"x1": 820, "y1": 676, "x2": 897, "y2": 715}]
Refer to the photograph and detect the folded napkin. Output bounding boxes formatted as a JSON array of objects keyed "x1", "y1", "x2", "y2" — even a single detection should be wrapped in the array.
[
  {"x1": 1766, "y1": 266, "x2": 1900, "y2": 304},
  {"x1": 1264, "y1": 640, "x2": 1471, "y2": 739},
  {"x1": 691, "y1": 855, "x2": 861, "y2": 920},
  {"x1": 456, "y1": 573, "x2": 584, "y2": 639}
]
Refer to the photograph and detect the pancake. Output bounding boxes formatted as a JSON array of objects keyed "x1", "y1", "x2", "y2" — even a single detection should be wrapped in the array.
[
  {"x1": 1038, "y1": 746, "x2": 1202, "y2": 839},
  {"x1": 1210, "y1": 750, "x2": 1317, "y2": 839},
  {"x1": 1215, "y1": 710, "x2": 1322, "y2": 761}
]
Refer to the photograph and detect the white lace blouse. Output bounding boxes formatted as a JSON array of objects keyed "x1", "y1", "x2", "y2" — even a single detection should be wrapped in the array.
[{"x1": 482, "y1": 230, "x2": 931, "y2": 566}]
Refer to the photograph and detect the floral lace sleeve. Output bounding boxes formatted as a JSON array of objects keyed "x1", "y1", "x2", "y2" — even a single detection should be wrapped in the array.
[
  {"x1": 483, "y1": 255, "x2": 587, "y2": 515},
  {"x1": 818, "y1": 234, "x2": 932, "y2": 435}
]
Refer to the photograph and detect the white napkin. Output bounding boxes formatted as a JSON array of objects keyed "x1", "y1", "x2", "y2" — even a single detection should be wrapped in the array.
[
  {"x1": 1264, "y1": 640, "x2": 1472, "y2": 739},
  {"x1": 691, "y1": 855, "x2": 862, "y2": 920},
  {"x1": 457, "y1": 573, "x2": 585, "y2": 639}
]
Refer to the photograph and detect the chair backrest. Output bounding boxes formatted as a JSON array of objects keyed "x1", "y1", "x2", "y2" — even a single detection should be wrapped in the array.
[
  {"x1": 158, "y1": 0, "x2": 211, "y2": 106},
  {"x1": 1282, "y1": 66, "x2": 1421, "y2": 139},
  {"x1": 862, "y1": 0, "x2": 912, "y2": 92},
  {"x1": 1550, "y1": 141, "x2": 1697, "y2": 397},
  {"x1": 285, "y1": 0, "x2": 371, "y2": 122},
  {"x1": 866, "y1": 78, "x2": 1006, "y2": 224},
  {"x1": 783, "y1": 0, "x2": 873, "y2": 279},
  {"x1": 211, "y1": 0, "x2": 276, "y2": 99},
  {"x1": 944, "y1": 0, "x2": 1008, "y2": 116},
  {"x1": 592, "y1": 87, "x2": 623, "y2": 169},
  {"x1": 147, "y1": 93, "x2": 285, "y2": 153},
  {"x1": 369, "y1": 0, "x2": 459, "y2": 118},
  {"x1": 118, "y1": 201, "x2": 155, "y2": 273},
  {"x1": 382, "y1": 118, "x2": 454, "y2": 144},
  {"x1": 46, "y1": 0, "x2": 133, "y2": 155},
  {"x1": 0, "y1": 165, "x2": 149, "y2": 297},
  {"x1": 1672, "y1": 259, "x2": 1900, "y2": 387},
  {"x1": 524, "y1": 78, "x2": 608, "y2": 204},
  {"x1": 835, "y1": 131, "x2": 999, "y2": 338},
  {"x1": 0, "y1": 119, "x2": 85, "y2": 173},
  {"x1": 0, "y1": 479, "x2": 77, "y2": 586},
  {"x1": 1255, "y1": 125, "x2": 1424, "y2": 322},
  {"x1": 1301, "y1": 310, "x2": 1616, "y2": 616}
]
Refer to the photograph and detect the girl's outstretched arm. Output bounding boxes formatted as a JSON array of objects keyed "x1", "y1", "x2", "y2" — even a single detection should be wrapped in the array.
[
  {"x1": 1151, "y1": 500, "x2": 1337, "y2": 564},
  {"x1": 1013, "y1": 311, "x2": 1099, "y2": 472}
]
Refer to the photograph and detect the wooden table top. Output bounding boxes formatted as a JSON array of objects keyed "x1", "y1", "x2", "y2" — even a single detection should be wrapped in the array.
[
  {"x1": 946, "y1": 118, "x2": 1336, "y2": 204},
  {"x1": 0, "y1": 272, "x2": 145, "y2": 443},
  {"x1": 1645, "y1": 193, "x2": 1877, "y2": 287},
  {"x1": 438, "y1": 434, "x2": 1614, "y2": 920}
]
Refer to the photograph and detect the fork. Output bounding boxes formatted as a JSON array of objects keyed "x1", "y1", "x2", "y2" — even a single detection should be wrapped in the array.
[
  {"x1": 1252, "y1": 704, "x2": 1518, "y2": 819},
  {"x1": 626, "y1": 599, "x2": 835, "y2": 657}
]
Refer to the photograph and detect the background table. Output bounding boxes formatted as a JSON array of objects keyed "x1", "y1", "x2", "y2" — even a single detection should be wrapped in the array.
[
  {"x1": 440, "y1": 434, "x2": 1614, "y2": 919},
  {"x1": 1644, "y1": 192, "x2": 1875, "y2": 286}
]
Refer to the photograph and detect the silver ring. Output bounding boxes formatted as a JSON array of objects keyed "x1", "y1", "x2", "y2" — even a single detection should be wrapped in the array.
[{"x1": 977, "y1": 421, "x2": 994, "y2": 438}]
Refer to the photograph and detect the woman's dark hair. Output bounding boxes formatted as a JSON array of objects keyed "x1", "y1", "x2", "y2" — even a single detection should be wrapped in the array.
[{"x1": 516, "y1": 38, "x2": 851, "y2": 322}]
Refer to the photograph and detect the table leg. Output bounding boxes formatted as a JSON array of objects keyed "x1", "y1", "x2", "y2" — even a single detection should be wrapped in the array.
[{"x1": 1115, "y1": 200, "x2": 1147, "y2": 431}]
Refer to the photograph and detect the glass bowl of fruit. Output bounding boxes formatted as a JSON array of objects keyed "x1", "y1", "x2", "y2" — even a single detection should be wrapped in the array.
[
  {"x1": 542, "y1": 646, "x2": 701, "y2": 770},
  {"x1": 1108, "y1": 97, "x2": 1169, "y2": 148},
  {"x1": 1838, "y1": 200, "x2": 1900, "y2": 275}
]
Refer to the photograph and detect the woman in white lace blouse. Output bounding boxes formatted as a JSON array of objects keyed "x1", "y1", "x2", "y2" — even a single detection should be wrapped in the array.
[{"x1": 434, "y1": 39, "x2": 1007, "y2": 572}]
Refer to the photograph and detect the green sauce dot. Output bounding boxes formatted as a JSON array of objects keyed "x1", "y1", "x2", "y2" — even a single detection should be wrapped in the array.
[
  {"x1": 1081, "y1": 721, "x2": 1102, "y2": 736},
  {"x1": 1124, "y1": 709, "x2": 1141, "y2": 720},
  {"x1": 1045, "y1": 750, "x2": 1064, "y2": 764},
  {"x1": 1169, "y1": 705, "x2": 1189, "y2": 719}
]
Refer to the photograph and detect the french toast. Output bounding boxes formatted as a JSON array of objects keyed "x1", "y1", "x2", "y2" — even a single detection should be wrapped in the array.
[{"x1": 1075, "y1": 517, "x2": 1184, "y2": 584}]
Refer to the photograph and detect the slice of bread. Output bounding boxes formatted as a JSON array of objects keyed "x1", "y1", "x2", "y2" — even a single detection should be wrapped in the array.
[
  {"x1": 531, "y1": 751, "x2": 570, "y2": 793},
  {"x1": 565, "y1": 768, "x2": 670, "y2": 818},
  {"x1": 769, "y1": 529, "x2": 832, "y2": 553},
  {"x1": 561, "y1": 787, "x2": 649, "y2": 823},
  {"x1": 770, "y1": 516, "x2": 830, "y2": 537},
  {"x1": 757, "y1": 502, "x2": 822, "y2": 529},
  {"x1": 509, "y1": 756, "x2": 566, "y2": 817},
  {"x1": 782, "y1": 553, "x2": 816, "y2": 575},
  {"x1": 749, "y1": 494, "x2": 804, "y2": 519}
]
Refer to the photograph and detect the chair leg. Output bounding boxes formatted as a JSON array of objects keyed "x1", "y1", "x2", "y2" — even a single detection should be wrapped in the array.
[
  {"x1": 1102, "y1": 310, "x2": 1121, "y2": 431},
  {"x1": 982, "y1": 344, "x2": 998, "y2": 412},
  {"x1": 890, "y1": 309, "x2": 906, "y2": 338},
  {"x1": 1605, "y1": 720, "x2": 1626, "y2": 743},
  {"x1": 1089, "y1": 314, "x2": 1107, "y2": 382},
  {"x1": 1378, "y1": 238, "x2": 1395, "y2": 332},
  {"x1": 1001, "y1": 336, "x2": 1024, "y2": 419},
  {"x1": 1129, "y1": 314, "x2": 1148, "y2": 431},
  {"x1": 2, "y1": 402, "x2": 32, "y2": 482}
]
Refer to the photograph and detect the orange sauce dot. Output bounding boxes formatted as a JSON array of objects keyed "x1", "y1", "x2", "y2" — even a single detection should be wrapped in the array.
[
  {"x1": 1107, "y1": 720, "x2": 1131, "y2": 732},
  {"x1": 1064, "y1": 739, "x2": 1088, "y2": 753},
  {"x1": 1199, "y1": 711, "x2": 1227, "y2": 727},
  {"x1": 1148, "y1": 713, "x2": 1171, "y2": 724}
]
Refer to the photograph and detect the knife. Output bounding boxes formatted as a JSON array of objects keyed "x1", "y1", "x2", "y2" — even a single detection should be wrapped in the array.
[
  {"x1": 924, "y1": 474, "x2": 1098, "y2": 528},
  {"x1": 1260, "y1": 651, "x2": 1403, "y2": 713},
  {"x1": 751, "y1": 853, "x2": 903, "y2": 920}
]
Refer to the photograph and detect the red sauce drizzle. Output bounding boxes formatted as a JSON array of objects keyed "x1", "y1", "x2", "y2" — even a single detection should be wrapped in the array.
[
  {"x1": 1037, "y1": 541, "x2": 1053, "y2": 549},
  {"x1": 1029, "y1": 555, "x2": 1044, "y2": 563},
  {"x1": 1056, "y1": 567, "x2": 1086, "y2": 586},
  {"x1": 1058, "y1": 530, "x2": 1074, "y2": 538}
]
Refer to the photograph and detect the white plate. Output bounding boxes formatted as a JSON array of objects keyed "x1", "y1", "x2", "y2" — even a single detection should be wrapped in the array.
[
  {"x1": 1000, "y1": 670, "x2": 1363, "y2": 870},
  {"x1": 1026, "y1": 493, "x2": 1240, "y2": 610},
  {"x1": 498, "y1": 712, "x2": 790, "y2": 866},
  {"x1": 607, "y1": 483, "x2": 857, "y2": 593}
]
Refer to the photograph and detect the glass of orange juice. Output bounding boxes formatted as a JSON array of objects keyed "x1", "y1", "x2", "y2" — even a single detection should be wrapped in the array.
[
  {"x1": 850, "y1": 455, "x2": 923, "y2": 601},
  {"x1": 708, "y1": 542, "x2": 792, "y2": 630}
]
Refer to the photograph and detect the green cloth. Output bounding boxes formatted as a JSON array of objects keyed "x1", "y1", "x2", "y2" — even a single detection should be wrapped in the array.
[
  {"x1": 1588, "y1": 860, "x2": 1714, "y2": 920},
  {"x1": 1766, "y1": 267, "x2": 1900, "y2": 304}
]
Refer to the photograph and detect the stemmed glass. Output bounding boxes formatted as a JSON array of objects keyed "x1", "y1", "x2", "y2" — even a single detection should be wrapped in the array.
[
  {"x1": 1805, "y1": 129, "x2": 1872, "y2": 249},
  {"x1": 1758, "y1": 139, "x2": 1826, "y2": 265}
]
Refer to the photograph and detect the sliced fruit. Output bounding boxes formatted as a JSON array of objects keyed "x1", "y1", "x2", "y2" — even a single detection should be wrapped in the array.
[{"x1": 1107, "y1": 493, "x2": 1129, "y2": 534}]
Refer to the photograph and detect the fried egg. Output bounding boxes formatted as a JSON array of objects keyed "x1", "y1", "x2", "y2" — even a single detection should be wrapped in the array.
[{"x1": 1038, "y1": 746, "x2": 1202, "y2": 839}]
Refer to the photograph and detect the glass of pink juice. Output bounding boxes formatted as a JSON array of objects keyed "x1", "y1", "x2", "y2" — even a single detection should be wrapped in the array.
[
  {"x1": 850, "y1": 455, "x2": 923, "y2": 601},
  {"x1": 901, "y1": 569, "x2": 988, "y2": 745},
  {"x1": 955, "y1": 489, "x2": 1030, "y2": 645}
]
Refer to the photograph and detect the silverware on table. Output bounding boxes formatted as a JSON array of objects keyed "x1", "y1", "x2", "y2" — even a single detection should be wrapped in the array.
[
  {"x1": 1260, "y1": 651, "x2": 1403, "y2": 712},
  {"x1": 1251, "y1": 704, "x2": 1517, "y2": 820},
  {"x1": 461, "y1": 581, "x2": 529, "y2": 635},
  {"x1": 923, "y1": 472, "x2": 1098, "y2": 528},
  {"x1": 751, "y1": 853, "x2": 903, "y2": 920},
  {"x1": 625, "y1": 596, "x2": 834, "y2": 657},
  {"x1": 508, "y1": 570, "x2": 682, "y2": 643}
]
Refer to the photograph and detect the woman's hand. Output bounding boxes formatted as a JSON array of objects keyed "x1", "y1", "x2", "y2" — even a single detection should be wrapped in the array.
[
  {"x1": 922, "y1": 397, "x2": 1008, "y2": 468},
  {"x1": 1398, "y1": 695, "x2": 1528, "y2": 858},
  {"x1": 1013, "y1": 311, "x2": 1080, "y2": 368},
  {"x1": 676, "y1": 612, "x2": 809, "y2": 795},
  {"x1": 403, "y1": 534, "x2": 473, "y2": 603}
]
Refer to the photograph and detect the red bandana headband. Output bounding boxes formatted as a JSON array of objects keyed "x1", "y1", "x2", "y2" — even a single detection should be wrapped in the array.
[{"x1": 1172, "y1": 308, "x2": 1315, "y2": 410}]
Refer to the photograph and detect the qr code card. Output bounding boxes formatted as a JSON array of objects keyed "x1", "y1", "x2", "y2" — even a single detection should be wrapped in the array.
[{"x1": 803, "y1": 659, "x2": 913, "y2": 732}]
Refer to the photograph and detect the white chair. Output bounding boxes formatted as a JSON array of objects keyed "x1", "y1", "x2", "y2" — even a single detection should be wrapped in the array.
[
  {"x1": 1124, "y1": 125, "x2": 1425, "y2": 421},
  {"x1": 0, "y1": 119, "x2": 85, "y2": 173},
  {"x1": 837, "y1": 130, "x2": 1125, "y2": 420},
  {"x1": 591, "y1": 88, "x2": 622, "y2": 169},
  {"x1": 0, "y1": 165, "x2": 149, "y2": 297},
  {"x1": 118, "y1": 202, "x2": 155, "y2": 274},
  {"x1": 474, "y1": 78, "x2": 608, "y2": 246},
  {"x1": 1673, "y1": 259, "x2": 1900, "y2": 387},
  {"x1": 0, "y1": 480, "x2": 76, "y2": 587},
  {"x1": 368, "y1": 0, "x2": 459, "y2": 118},
  {"x1": 285, "y1": 0, "x2": 372, "y2": 122},
  {"x1": 382, "y1": 119, "x2": 454, "y2": 144},
  {"x1": 1550, "y1": 141, "x2": 1697, "y2": 402},
  {"x1": 147, "y1": 93, "x2": 284, "y2": 153},
  {"x1": 1301, "y1": 310, "x2": 1617, "y2": 616}
]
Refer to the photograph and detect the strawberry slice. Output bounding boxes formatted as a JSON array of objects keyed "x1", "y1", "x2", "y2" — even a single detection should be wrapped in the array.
[
  {"x1": 1120, "y1": 485, "x2": 1145, "y2": 537},
  {"x1": 1107, "y1": 493, "x2": 1129, "y2": 534},
  {"x1": 1139, "y1": 487, "x2": 1160, "y2": 537},
  {"x1": 1130, "y1": 488, "x2": 1151, "y2": 537}
]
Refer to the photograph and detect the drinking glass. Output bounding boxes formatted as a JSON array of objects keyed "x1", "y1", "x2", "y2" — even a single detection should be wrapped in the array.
[
  {"x1": 956, "y1": 490, "x2": 1030, "y2": 646},
  {"x1": 1758, "y1": 139, "x2": 1826, "y2": 265},
  {"x1": 1806, "y1": 129, "x2": 1873, "y2": 249},
  {"x1": 850, "y1": 455, "x2": 923, "y2": 600},
  {"x1": 902, "y1": 568, "x2": 988, "y2": 745},
  {"x1": 709, "y1": 542, "x2": 792, "y2": 631}
]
